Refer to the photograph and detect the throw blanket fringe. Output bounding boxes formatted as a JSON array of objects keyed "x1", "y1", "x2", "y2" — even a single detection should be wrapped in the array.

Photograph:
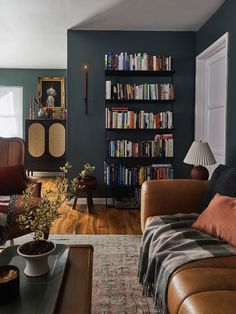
[{"x1": 138, "y1": 213, "x2": 236, "y2": 314}]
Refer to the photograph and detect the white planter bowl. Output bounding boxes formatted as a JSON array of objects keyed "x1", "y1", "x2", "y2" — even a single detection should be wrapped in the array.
[{"x1": 17, "y1": 242, "x2": 56, "y2": 277}]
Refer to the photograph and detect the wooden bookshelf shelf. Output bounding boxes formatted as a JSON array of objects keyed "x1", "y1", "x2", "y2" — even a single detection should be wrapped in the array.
[
  {"x1": 106, "y1": 184, "x2": 140, "y2": 188},
  {"x1": 105, "y1": 70, "x2": 175, "y2": 77},
  {"x1": 105, "y1": 99, "x2": 175, "y2": 104},
  {"x1": 105, "y1": 128, "x2": 174, "y2": 132},
  {"x1": 106, "y1": 156, "x2": 174, "y2": 160}
]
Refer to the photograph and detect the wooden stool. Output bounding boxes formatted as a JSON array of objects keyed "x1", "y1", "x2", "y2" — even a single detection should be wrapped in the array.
[{"x1": 72, "y1": 176, "x2": 97, "y2": 213}]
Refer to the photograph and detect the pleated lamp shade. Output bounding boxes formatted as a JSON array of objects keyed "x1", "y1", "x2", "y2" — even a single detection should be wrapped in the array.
[
  {"x1": 184, "y1": 141, "x2": 216, "y2": 180},
  {"x1": 184, "y1": 141, "x2": 216, "y2": 166}
]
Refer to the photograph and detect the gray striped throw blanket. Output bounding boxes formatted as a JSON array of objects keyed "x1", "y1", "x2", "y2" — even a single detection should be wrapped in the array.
[
  {"x1": 138, "y1": 213, "x2": 236, "y2": 314},
  {"x1": 0, "y1": 195, "x2": 16, "y2": 245}
]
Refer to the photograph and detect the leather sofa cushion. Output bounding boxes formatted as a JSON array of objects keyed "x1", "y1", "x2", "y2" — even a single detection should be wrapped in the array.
[
  {"x1": 0, "y1": 164, "x2": 27, "y2": 195},
  {"x1": 167, "y1": 256, "x2": 236, "y2": 314},
  {"x1": 198, "y1": 164, "x2": 236, "y2": 213},
  {"x1": 193, "y1": 193, "x2": 236, "y2": 247}
]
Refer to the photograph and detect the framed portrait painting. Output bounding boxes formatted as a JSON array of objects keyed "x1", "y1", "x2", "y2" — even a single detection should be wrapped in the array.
[{"x1": 38, "y1": 77, "x2": 65, "y2": 109}]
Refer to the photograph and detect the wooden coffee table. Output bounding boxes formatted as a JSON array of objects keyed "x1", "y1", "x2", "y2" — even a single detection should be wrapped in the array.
[{"x1": 54, "y1": 245, "x2": 94, "y2": 314}]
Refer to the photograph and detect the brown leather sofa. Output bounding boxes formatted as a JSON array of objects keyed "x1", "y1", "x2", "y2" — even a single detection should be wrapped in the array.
[{"x1": 141, "y1": 179, "x2": 236, "y2": 314}]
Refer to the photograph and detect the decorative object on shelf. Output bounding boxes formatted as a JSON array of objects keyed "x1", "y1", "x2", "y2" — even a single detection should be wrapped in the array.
[
  {"x1": 38, "y1": 76, "x2": 65, "y2": 109},
  {"x1": 0, "y1": 265, "x2": 20, "y2": 305},
  {"x1": 53, "y1": 110, "x2": 61, "y2": 119},
  {"x1": 44, "y1": 107, "x2": 53, "y2": 119},
  {"x1": 183, "y1": 140, "x2": 216, "y2": 180},
  {"x1": 16, "y1": 162, "x2": 95, "y2": 276},
  {"x1": 37, "y1": 107, "x2": 45, "y2": 119},
  {"x1": 36, "y1": 107, "x2": 51, "y2": 119},
  {"x1": 36, "y1": 107, "x2": 66, "y2": 120},
  {"x1": 83, "y1": 64, "x2": 88, "y2": 115}
]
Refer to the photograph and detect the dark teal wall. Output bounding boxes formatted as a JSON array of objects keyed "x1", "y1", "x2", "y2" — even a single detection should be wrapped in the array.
[
  {"x1": 68, "y1": 31, "x2": 196, "y2": 196},
  {"x1": 196, "y1": 0, "x2": 236, "y2": 166},
  {"x1": 0, "y1": 69, "x2": 67, "y2": 137}
]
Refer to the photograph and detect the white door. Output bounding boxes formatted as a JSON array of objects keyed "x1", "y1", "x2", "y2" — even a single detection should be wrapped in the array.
[{"x1": 195, "y1": 33, "x2": 228, "y2": 177}]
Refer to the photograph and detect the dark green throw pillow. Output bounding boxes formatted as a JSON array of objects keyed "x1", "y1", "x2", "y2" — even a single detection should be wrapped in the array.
[{"x1": 198, "y1": 164, "x2": 230, "y2": 213}]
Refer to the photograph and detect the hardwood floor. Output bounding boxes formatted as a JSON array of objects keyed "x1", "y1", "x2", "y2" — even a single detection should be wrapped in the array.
[{"x1": 40, "y1": 178, "x2": 142, "y2": 235}]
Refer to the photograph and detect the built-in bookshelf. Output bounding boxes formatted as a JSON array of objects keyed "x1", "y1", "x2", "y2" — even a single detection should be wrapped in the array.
[{"x1": 104, "y1": 52, "x2": 175, "y2": 208}]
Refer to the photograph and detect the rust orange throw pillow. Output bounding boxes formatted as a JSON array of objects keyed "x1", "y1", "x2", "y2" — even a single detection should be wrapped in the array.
[
  {"x1": 192, "y1": 193, "x2": 236, "y2": 247},
  {"x1": 0, "y1": 165, "x2": 27, "y2": 195}
]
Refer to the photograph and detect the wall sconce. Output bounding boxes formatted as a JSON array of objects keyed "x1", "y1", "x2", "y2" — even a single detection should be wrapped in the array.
[{"x1": 83, "y1": 64, "x2": 88, "y2": 115}]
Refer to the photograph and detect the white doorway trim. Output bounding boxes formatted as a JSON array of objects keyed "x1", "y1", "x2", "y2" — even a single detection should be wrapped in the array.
[{"x1": 195, "y1": 32, "x2": 229, "y2": 168}]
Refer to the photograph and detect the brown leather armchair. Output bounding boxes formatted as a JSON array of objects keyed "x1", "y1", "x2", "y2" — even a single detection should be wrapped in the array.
[
  {"x1": 0, "y1": 137, "x2": 42, "y2": 240},
  {"x1": 0, "y1": 136, "x2": 42, "y2": 197}
]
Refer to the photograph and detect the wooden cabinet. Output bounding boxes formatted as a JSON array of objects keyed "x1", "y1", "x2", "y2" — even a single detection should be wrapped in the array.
[{"x1": 25, "y1": 119, "x2": 66, "y2": 173}]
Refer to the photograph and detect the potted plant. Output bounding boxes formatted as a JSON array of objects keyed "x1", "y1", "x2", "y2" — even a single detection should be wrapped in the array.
[{"x1": 17, "y1": 162, "x2": 95, "y2": 277}]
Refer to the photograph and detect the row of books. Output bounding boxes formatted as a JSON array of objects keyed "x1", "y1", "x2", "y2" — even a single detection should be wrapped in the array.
[
  {"x1": 104, "y1": 163, "x2": 174, "y2": 186},
  {"x1": 105, "y1": 108, "x2": 173, "y2": 129},
  {"x1": 105, "y1": 52, "x2": 173, "y2": 71},
  {"x1": 105, "y1": 81, "x2": 175, "y2": 101},
  {"x1": 106, "y1": 136, "x2": 174, "y2": 158}
]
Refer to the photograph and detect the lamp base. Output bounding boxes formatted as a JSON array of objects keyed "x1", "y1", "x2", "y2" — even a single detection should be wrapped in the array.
[{"x1": 191, "y1": 165, "x2": 209, "y2": 180}]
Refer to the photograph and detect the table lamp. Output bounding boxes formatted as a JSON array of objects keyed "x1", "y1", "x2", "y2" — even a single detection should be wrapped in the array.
[{"x1": 183, "y1": 141, "x2": 216, "y2": 180}]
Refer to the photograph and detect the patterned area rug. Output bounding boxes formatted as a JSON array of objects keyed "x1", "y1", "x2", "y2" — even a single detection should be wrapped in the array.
[{"x1": 11, "y1": 234, "x2": 154, "y2": 313}]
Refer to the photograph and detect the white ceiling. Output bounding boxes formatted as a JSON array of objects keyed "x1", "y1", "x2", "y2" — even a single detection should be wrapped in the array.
[{"x1": 0, "y1": 0, "x2": 225, "y2": 69}]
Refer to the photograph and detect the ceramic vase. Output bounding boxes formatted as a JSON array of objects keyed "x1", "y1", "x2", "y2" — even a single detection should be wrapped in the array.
[{"x1": 17, "y1": 242, "x2": 56, "y2": 277}]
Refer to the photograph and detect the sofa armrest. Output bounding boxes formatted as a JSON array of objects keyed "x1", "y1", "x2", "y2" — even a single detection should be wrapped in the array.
[{"x1": 141, "y1": 179, "x2": 208, "y2": 232}]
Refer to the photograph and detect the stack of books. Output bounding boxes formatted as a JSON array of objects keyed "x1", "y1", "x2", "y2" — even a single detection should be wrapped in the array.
[
  {"x1": 105, "y1": 52, "x2": 173, "y2": 71},
  {"x1": 105, "y1": 108, "x2": 173, "y2": 129},
  {"x1": 106, "y1": 134, "x2": 174, "y2": 158},
  {"x1": 105, "y1": 81, "x2": 175, "y2": 101},
  {"x1": 104, "y1": 163, "x2": 173, "y2": 186}
]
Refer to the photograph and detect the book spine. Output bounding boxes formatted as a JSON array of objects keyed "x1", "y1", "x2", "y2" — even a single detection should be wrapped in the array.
[{"x1": 105, "y1": 81, "x2": 111, "y2": 99}]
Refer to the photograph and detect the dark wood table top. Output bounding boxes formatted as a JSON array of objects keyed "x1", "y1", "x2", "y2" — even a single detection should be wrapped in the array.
[{"x1": 54, "y1": 245, "x2": 94, "y2": 314}]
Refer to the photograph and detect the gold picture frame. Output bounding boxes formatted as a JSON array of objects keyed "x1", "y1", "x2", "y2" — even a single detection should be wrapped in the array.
[{"x1": 38, "y1": 76, "x2": 65, "y2": 109}]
